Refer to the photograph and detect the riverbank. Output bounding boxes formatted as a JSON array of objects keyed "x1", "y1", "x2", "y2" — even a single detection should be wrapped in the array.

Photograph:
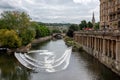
[
  {"x1": 32, "y1": 36, "x2": 52, "y2": 44},
  {"x1": 64, "y1": 36, "x2": 83, "y2": 51},
  {"x1": 7, "y1": 36, "x2": 52, "y2": 54}
]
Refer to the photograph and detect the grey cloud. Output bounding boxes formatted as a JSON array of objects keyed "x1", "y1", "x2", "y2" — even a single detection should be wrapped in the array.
[
  {"x1": 0, "y1": 0, "x2": 100, "y2": 23},
  {"x1": 0, "y1": 1, "x2": 15, "y2": 9}
]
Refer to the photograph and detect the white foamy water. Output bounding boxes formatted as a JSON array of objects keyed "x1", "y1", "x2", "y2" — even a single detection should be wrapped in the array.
[{"x1": 15, "y1": 47, "x2": 72, "y2": 73}]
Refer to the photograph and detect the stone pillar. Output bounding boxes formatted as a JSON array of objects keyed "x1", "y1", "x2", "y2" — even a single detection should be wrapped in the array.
[
  {"x1": 87, "y1": 37, "x2": 89, "y2": 47},
  {"x1": 103, "y1": 39, "x2": 106, "y2": 55},
  {"x1": 81, "y1": 36, "x2": 83, "y2": 46},
  {"x1": 89, "y1": 37, "x2": 90, "y2": 47},
  {"x1": 93, "y1": 37, "x2": 94, "y2": 49},
  {"x1": 100, "y1": 39, "x2": 101, "y2": 52},
  {"x1": 78, "y1": 35, "x2": 80, "y2": 43},
  {"x1": 98, "y1": 38, "x2": 100, "y2": 52},
  {"x1": 101, "y1": 39, "x2": 103, "y2": 53},
  {"x1": 94, "y1": 37, "x2": 97, "y2": 51},
  {"x1": 80, "y1": 35, "x2": 81, "y2": 44},
  {"x1": 116, "y1": 40, "x2": 120, "y2": 62},
  {"x1": 91, "y1": 37, "x2": 92, "y2": 48},
  {"x1": 109, "y1": 40, "x2": 112, "y2": 58},
  {"x1": 96, "y1": 38, "x2": 98, "y2": 51},
  {"x1": 90, "y1": 37, "x2": 91, "y2": 48},
  {"x1": 85, "y1": 36, "x2": 86, "y2": 46},
  {"x1": 111, "y1": 40, "x2": 114, "y2": 59},
  {"x1": 107, "y1": 40, "x2": 109, "y2": 57}
]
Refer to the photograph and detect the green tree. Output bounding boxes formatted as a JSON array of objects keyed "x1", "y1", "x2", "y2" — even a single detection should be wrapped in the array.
[
  {"x1": 94, "y1": 22, "x2": 100, "y2": 30},
  {"x1": 0, "y1": 11, "x2": 31, "y2": 30},
  {"x1": 0, "y1": 29, "x2": 21, "y2": 48},
  {"x1": 35, "y1": 25, "x2": 50, "y2": 38},
  {"x1": 79, "y1": 20, "x2": 87, "y2": 30},
  {"x1": 52, "y1": 29, "x2": 61, "y2": 33},
  {"x1": 87, "y1": 21, "x2": 93, "y2": 28},
  {"x1": 0, "y1": 11, "x2": 36, "y2": 46},
  {"x1": 19, "y1": 28, "x2": 36, "y2": 45},
  {"x1": 67, "y1": 24, "x2": 79, "y2": 37}
]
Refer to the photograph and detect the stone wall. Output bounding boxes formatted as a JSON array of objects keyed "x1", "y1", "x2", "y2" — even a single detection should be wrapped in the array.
[
  {"x1": 32, "y1": 36, "x2": 52, "y2": 44},
  {"x1": 74, "y1": 30, "x2": 120, "y2": 76}
]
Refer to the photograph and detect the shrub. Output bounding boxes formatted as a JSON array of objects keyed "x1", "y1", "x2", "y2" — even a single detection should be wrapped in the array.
[{"x1": 0, "y1": 29, "x2": 22, "y2": 48}]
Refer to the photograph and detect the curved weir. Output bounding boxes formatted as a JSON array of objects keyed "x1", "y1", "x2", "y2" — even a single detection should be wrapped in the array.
[{"x1": 14, "y1": 47, "x2": 72, "y2": 72}]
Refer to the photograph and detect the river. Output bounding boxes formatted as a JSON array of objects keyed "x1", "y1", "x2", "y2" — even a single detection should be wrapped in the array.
[{"x1": 0, "y1": 39, "x2": 120, "y2": 80}]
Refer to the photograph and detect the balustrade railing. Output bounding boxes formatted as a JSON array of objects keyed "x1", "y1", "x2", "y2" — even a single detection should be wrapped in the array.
[{"x1": 74, "y1": 29, "x2": 120, "y2": 36}]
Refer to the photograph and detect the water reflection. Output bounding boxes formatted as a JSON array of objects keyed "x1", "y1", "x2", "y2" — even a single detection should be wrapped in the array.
[
  {"x1": 0, "y1": 54, "x2": 31, "y2": 80},
  {"x1": 73, "y1": 51, "x2": 120, "y2": 80}
]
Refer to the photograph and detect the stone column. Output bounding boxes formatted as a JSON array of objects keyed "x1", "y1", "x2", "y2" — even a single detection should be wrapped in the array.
[
  {"x1": 81, "y1": 36, "x2": 83, "y2": 46},
  {"x1": 98, "y1": 38, "x2": 100, "y2": 52},
  {"x1": 111, "y1": 40, "x2": 114, "y2": 59},
  {"x1": 91, "y1": 37, "x2": 92, "y2": 48},
  {"x1": 89, "y1": 37, "x2": 90, "y2": 47},
  {"x1": 101, "y1": 39, "x2": 103, "y2": 53},
  {"x1": 87, "y1": 36, "x2": 89, "y2": 48},
  {"x1": 103, "y1": 39, "x2": 106, "y2": 55},
  {"x1": 99, "y1": 38, "x2": 101, "y2": 52},
  {"x1": 116, "y1": 40, "x2": 120, "y2": 62},
  {"x1": 85, "y1": 36, "x2": 86, "y2": 46},
  {"x1": 93, "y1": 37, "x2": 94, "y2": 49},
  {"x1": 96, "y1": 38, "x2": 98, "y2": 51},
  {"x1": 94, "y1": 37, "x2": 97, "y2": 51},
  {"x1": 107, "y1": 40, "x2": 109, "y2": 57},
  {"x1": 90, "y1": 37, "x2": 91, "y2": 48}
]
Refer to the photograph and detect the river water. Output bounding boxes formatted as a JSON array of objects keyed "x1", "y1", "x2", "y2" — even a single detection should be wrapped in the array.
[{"x1": 0, "y1": 39, "x2": 120, "y2": 80}]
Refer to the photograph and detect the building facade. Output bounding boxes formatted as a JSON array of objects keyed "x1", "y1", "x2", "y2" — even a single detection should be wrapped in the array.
[
  {"x1": 100, "y1": 0, "x2": 120, "y2": 30},
  {"x1": 73, "y1": 0, "x2": 120, "y2": 76}
]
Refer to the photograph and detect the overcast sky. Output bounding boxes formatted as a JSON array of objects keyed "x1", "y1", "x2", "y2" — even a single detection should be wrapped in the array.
[{"x1": 0, "y1": 0, "x2": 100, "y2": 23}]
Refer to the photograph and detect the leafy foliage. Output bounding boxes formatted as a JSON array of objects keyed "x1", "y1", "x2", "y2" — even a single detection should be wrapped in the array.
[
  {"x1": 87, "y1": 21, "x2": 93, "y2": 28},
  {"x1": 94, "y1": 22, "x2": 100, "y2": 30},
  {"x1": 67, "y1": 24, "x2": 79, "y2": 37},
  {"x1": 0, "y1": 29, "x2": 21, "y2": 48},
  {"x1": 79, "y1": 20, "x2": 87, "y2": 30},
  {"x1": 35, "y1": 24, "x2": 50, "y2": 38},
  {"x1": 51, "y1": 29, "x2": 61, "y2": 33},
  {"x1": 0, "y1": 11, "x2": 31, "y2": 30},
  {"x1": 19, "y1": 28, "x2": 36, "y2": 45},
  {"x1": 0, "y1": 11, "x2": 50, "y2": 48}
]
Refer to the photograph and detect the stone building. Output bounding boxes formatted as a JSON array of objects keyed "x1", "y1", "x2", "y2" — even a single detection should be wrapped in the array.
[
  {"x1": 73, "y1": 0, "x2": 120, "y2": 76},
  {"x1": 100, "y1": 0, "x2": 120, "y2": 30}
]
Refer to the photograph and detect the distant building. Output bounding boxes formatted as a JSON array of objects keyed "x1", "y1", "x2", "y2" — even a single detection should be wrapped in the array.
[
  {"x1": 100, "y1": 0, "x2": 120, "y2": 30},
  {"x1": 92, "y1": 12, "x2": 95, "y2": 28}
]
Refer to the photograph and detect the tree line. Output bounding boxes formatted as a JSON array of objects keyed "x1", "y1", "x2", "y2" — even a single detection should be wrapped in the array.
[
  {"x1": 67, "y1": 20, "x2": 100, "y2": 37},
  {"x1": 0, "y1": 11, "x2": 51, "y2": 48}
]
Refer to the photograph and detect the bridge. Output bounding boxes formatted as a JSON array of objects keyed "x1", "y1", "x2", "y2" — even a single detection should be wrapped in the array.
[{"x1": 52, "y1": 33, "x2": 65, "y2": 39}]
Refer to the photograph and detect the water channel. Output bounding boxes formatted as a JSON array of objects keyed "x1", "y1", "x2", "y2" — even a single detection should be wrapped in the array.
[{"x1": 0, "y1": 39, "x2": 120, "y2": 80}]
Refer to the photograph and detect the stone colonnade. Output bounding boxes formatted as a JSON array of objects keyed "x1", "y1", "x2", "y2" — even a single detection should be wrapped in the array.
[{"x1": 74, "y1": 31, "x2": 120, "y2": 75}]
